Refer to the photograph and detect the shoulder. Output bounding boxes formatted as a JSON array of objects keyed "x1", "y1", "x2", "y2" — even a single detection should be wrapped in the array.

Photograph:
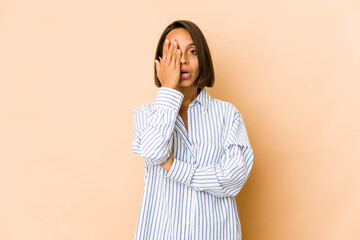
[{"x1": 210, "y1": 98, "x2": 243, "y2": 120}]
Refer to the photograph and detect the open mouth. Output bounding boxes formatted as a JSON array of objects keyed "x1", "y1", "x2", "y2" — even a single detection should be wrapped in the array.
[{"x1": 180, "y1": 70, "x2": 191, "y2": 79}]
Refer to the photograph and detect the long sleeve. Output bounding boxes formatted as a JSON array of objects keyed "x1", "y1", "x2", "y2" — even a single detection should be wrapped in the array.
[
  {"x1": 165, "y1": 110, "x2": 254, "y2": 198},
  {"x1": 131, "y1": 87, "x2": 184, "y2": 165}
]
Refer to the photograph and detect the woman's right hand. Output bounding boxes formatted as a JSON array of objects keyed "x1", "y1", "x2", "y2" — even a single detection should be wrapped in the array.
[
  {"x1": 160, "y1": 150, "x2": 174, "y2": 172},
  {"x1": 154, "y1": 38, "x2": 182, "y2": 89}
]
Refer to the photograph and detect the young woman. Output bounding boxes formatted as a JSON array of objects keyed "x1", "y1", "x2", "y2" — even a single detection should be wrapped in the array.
[{"x1": 131, "y1": 20, "x2": 254, "y2": 240}]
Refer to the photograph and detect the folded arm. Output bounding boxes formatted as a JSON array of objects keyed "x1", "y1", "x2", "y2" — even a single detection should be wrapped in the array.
[
  {"x1": 165, "y1": 111, "x2": 254, "y2": 198},
  {"x1": 131, "y1": 87, "x2": 183, "y2": 165}
]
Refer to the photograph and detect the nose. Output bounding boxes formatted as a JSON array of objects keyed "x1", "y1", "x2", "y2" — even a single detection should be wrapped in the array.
[{"x1": 180, "y1": 51, "x2": 188, "y2": 64}]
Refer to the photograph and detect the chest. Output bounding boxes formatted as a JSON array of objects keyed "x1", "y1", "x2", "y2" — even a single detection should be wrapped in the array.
[{"x1": 174, "y1": 107, "x2": 226, "y2": 166}]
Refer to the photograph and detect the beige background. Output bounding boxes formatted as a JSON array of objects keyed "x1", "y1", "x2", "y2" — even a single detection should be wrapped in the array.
[{"x1": 1, "y1": 0, "x2": 359, "y2": 239}]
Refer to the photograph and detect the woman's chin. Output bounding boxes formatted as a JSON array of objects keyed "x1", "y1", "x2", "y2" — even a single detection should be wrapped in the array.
[{"x1": 178, "y1": 79, "x2": 195, "y2": 87}]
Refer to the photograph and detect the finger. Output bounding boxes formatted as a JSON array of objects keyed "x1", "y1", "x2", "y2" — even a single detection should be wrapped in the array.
[
  {"x1": 163, "y1": 39, "x2": 169, "y2": 61},
  {"x1": 170, "y1": 39, "x2": 177, "y2": 63},
  {"x1": 168, "y1": 39, "x2": 174, "y2": 62},
  {"x1": 172, "y1": 40, "x2": 179, "y2": 64},
  {"x1": 154, "y1": 59, "x2": 160, "y2": 73},
  {"x1": 175, "y1": 48, "x2": 181, "y2": 66},
  {"x1": 171, "y1": 40, "x2": 178, "y2": 63}
]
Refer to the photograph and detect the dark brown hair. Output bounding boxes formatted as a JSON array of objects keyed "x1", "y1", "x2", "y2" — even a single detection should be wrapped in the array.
[{"x1": 154, "y1": 20, "x2": 215, "y2": 88}]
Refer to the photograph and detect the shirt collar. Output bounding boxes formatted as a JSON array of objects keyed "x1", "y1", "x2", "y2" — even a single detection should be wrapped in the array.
[{"x1": 192, "y1": 87, "x2": 212, "y2": 113}]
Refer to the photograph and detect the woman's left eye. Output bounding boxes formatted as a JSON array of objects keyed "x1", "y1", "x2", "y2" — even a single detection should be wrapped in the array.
[{"x1": 189, "y1": 49, "x2": 197, "y2": 55}]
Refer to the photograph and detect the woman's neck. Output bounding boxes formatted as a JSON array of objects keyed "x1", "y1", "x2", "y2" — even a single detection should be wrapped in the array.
[{"x1": 176, "y1": 85, "x2": 200, "y2": 108}]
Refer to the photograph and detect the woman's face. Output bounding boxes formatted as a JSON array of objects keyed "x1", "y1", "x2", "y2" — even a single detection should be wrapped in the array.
[{"x1": 164, "y1": 28, "x2": 199, "y2": 88}]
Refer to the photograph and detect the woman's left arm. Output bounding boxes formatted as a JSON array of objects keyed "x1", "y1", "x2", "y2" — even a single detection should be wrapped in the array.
[{"x1": 164, "y1": 111, "x2": 254, "y2": 198}]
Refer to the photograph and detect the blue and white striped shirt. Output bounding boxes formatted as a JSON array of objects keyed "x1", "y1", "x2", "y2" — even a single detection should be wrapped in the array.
[{"x1": 131, "y1": 87, "x2": 254, "y2": 240}]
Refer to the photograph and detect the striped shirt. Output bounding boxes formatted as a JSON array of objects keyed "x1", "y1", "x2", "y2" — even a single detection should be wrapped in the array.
[{"x1": 131, "y1": 87, "x2": 254, "y2": 240}]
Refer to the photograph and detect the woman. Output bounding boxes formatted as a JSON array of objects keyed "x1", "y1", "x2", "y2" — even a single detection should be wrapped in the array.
[{"x1": 131, "y1": 20, "x2": 254, "y2": 240}]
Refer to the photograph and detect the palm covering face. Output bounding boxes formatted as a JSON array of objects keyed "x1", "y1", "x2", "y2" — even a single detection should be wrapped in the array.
[{"x1": 155, "y1": 38, "x2": 182, "y2": 89}]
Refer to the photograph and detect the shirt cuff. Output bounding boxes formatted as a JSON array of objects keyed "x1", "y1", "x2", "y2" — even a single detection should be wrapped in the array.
[
  {"x1": 165, "y1": 157, "x2": 197, "y2": 187},
  {"x1": 155, "y1": 87, "x2": 184, "y2": 111}
]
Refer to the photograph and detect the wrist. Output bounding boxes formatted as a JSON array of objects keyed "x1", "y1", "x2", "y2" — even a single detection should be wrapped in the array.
[{"x1": 162, "y1": 84, "x2": 178, "y2": 89}]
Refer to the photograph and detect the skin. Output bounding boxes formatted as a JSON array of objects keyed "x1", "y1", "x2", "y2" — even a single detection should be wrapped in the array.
[{"x1": 154, "y1": 28, "x2": 200, "y2": 172}]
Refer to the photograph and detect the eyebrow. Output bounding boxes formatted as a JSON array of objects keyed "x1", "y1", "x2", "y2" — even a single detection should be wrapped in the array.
[{"x1": 184, "y1": 42, "x2": 196, "y2": 49}]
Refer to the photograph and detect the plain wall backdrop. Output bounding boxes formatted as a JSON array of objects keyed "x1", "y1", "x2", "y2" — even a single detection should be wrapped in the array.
[{"x1": 1, "y1": 0, "x2": 359, "y2": 239}]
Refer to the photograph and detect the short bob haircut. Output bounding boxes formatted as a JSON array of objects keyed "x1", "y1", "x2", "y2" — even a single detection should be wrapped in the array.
[{"x1": 154, "y1": 20, "x2": 215, "y2": 89}]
